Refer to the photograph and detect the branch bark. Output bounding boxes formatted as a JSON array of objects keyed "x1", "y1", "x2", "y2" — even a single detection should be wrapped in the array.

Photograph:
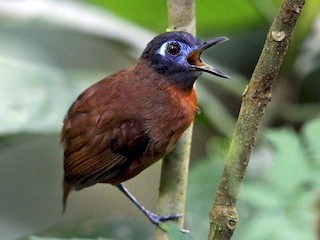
[
  {"x1": 208, "y1": 0, "x2": 305, "y2": 239},
  {"x1": 155, "y1": 0, "x2": 195, "y2": 239}
]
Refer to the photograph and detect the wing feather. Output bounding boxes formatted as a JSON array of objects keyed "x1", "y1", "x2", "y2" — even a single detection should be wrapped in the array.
[{"x1": 62, "y1": 89, "x2": 150, "y2": 191}]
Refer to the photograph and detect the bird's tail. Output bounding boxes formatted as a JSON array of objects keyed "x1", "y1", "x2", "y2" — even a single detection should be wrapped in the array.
[{"x1": 62, "y1": 180, "x2": 70, "y2": 214}]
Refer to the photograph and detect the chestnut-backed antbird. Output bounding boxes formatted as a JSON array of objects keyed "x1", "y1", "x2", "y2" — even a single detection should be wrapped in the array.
[{"x1": 61, "y1": 31, "x2": 229, "y2": 228}]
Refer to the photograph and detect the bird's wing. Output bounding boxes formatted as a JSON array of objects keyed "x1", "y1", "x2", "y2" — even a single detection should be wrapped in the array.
[
  {"x1": 61, "y1": 83, "x2": 150, "y2": 191},
  {"x1": 62, "y1": 113, "x2": 149, "y2": 189}
]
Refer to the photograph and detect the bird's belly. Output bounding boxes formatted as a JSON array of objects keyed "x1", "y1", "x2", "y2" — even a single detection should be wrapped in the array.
[{"x1": 105, "y1": 88, "x2": 196, "y2": 184}]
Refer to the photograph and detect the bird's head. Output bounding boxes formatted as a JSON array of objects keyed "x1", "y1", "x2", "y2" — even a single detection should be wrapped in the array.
[{"x1": 140, "y1": 31, "x2": 229, "y2": 90}]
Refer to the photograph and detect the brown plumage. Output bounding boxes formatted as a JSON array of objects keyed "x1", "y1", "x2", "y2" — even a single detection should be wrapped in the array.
[
  {"x1": 61, "y1": 31, "x2": 229, "y2": 227},
  {"x1": 62, "y1": 60, "x2": 196, "y2": 205}
]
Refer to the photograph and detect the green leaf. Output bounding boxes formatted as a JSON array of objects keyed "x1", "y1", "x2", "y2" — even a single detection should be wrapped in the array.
[
  {"x1": 234, "y1": 126, "x2": 319, "y2": 239},
  {"x1": 264, "y1": 128, "x2": 310, "y2": 194},
  {"x1": 159, "y1": 223, "x2": 193, "y2": 240}
]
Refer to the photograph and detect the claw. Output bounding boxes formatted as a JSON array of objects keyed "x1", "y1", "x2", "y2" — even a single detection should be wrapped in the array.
[
  {"x1": 146, "y1": 211, "x2": 190, "y2": 233},
  {"x1": 145, "y1": 211, "x2": 182, "y2": 225}
]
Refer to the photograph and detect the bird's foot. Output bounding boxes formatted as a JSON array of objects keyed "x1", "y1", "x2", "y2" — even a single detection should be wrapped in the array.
[
  {"x1": 147, "y1": 211, "x2": 181, "y2": 224},
  {"x1": 145, "y1": 211, "x2": 189, "y2": 233},
  {"x1": 114, "y1": 184, "x2": 189, "y2": 233}
]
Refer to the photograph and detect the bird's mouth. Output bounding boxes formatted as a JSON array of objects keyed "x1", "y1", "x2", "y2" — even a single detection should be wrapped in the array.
[{"x1": 186, "y1": 37, "x2": 230, "y2": 78}]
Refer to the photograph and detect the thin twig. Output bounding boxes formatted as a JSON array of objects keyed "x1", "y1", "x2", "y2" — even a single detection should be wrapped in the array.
[
  {"x1": 208, "y1": 0, "x2": 305, "y2": 239},
  {"x1": 155, "y1": 0, "x2": 195, "y2": 239}
]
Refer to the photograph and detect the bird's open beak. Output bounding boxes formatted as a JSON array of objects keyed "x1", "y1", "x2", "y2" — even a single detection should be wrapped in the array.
[{"x1": 186, "y1": 37, "x2": 230, "y2": 79}]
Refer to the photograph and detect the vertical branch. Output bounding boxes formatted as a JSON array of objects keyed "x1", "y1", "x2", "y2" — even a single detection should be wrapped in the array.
[
  {"x1": 208, "y1": 0, "x2": 305, "y2": 239},
  {"x1": 155, "y1": 0, "x2": 195, "y2": 239},
  {"x1": 167, "y1": 0, "x2": 196, "y2": 34}
]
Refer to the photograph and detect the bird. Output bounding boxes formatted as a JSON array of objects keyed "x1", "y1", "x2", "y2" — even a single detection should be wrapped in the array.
[{"x1": 61, "y1": 31, "x2": 229, "y2": 228}]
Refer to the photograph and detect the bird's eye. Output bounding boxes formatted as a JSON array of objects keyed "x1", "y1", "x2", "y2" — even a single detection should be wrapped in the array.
[{"x1": 166, "y1": 42, "x2": 181, "y2": 55}]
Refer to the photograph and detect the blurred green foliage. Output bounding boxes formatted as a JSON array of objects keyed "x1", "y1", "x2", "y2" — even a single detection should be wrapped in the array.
[
  {"x1": 87, "y1": 0, "x2": 270, "y2": 34},
  {"x1": 29, "y1": 237, "x2": 111, "y2": 240},
  {"x1": 1, "y1": 0, "x2": 320, "y2": 239},
  {"x1": 22, "y1": 217, "x2": 153, "y2": 240},
  {"x1": 187, "y1": 116, "x2": 320, "y2": 239}
]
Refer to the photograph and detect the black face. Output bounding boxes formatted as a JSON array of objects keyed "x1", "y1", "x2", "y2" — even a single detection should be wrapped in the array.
[{"x1": 140, "y1": 31, "x2": 229, "y2": 90}]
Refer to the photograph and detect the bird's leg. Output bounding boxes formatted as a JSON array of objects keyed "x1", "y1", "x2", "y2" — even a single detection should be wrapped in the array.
[{"x1": 115, "y1": 183, "x2": 183, "y2": 227}]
